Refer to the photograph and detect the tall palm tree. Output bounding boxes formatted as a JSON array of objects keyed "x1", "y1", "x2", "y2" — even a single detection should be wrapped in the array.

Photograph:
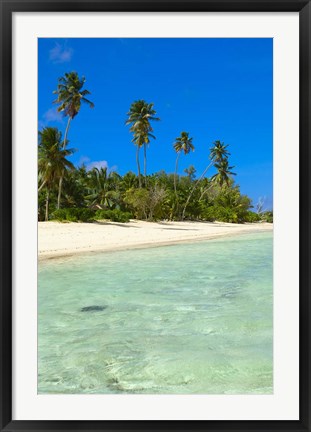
[
  {"x1": 38, "y1": 127, "x2": 75, "y2": 221},
  {"x1": 125, "y1": 100, "x2": 159, "y2": 187},
  {"x1": 53, "y1": 71, "x2": 94, "y2": 208},
  {"x1": 181, "y1": 140, "x2": 231, "y2": 220},
  {"x1": 173, "y1": 132, "x2": 195, "y2": 196}
]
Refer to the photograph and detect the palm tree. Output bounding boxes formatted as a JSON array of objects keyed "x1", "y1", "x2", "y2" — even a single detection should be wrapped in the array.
[
  {"x1": 86, "y1": 167, "x2": 120, "y2": 209},
  {"x1": 121, "y1": 171, "x2": 139, "y2": 191},
  {"x1": 173, "y1": 132, "x2": 195, "y2": 196},
  {"x1": 181, "y1": 140, "x2": 231, "y2": 220},
  {"x1": 62, "y1": 166, "x2": 88, "y2": 208},
  {"x1": 53, "y1": 71, "x2": 94, "y2": 209},
  {"x1": 211, "y1": 159, "x2": 236, "y2": 186},
  {"x1": 125, "y1": 100, "x2": 159, "y2": 187},
  {"x1": 38, "y1": 127, "x2": 75, "y2": 221},
  {"x1": 210, "y1": 140, "x2": 230, "y2": 163}
]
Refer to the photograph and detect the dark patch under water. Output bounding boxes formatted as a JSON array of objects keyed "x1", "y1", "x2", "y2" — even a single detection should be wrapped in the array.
[{"x1": 81, "y1": 305, "x2": 107, "y2": 312}]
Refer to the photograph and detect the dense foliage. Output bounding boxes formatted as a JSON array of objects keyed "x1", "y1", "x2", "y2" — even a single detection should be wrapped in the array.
[
  {"x1": 38, "y1": 161, "x2": 272, "y2": 223},
  {"x1": 38, "y1": 71, "x2": 273, "y2": 224}
]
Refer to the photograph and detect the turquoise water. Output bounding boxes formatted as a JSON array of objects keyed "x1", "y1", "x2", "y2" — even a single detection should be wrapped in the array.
[{"x1": 38, "y1": 231, "x2": 273, "y2": 394}]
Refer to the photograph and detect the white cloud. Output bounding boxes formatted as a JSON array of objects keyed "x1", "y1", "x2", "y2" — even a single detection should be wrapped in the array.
[
  {"x1": 49, "y1": 43, "x2": 73, "y2": 64},
  {"x1": 78, "y1": 157, "x2": 117, "y2": 173},
  {"x1": 39, "y1": 108, "x2": 64, "y2": 129},
  {"x1": 86, "y1": 160, "x2": 108, "y2": 171},
  {"x1": 43, "y1": 108, "x2": 63, "y2": 123},
  {"x1": 78, "y1": 156, "x2": 91, "y2": 166}
]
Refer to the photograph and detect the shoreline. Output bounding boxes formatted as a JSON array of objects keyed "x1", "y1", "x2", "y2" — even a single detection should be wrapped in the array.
[{"x1": 38, "y1": 220, "x2": 273, "y2": 262}]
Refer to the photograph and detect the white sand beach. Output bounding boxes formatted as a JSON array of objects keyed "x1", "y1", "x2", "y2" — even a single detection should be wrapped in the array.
[{"x1": 38, "y1": 220, "x2": 273, "y2": 261}]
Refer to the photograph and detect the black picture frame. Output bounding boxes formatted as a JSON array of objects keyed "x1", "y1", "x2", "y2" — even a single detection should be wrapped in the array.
[{"x1": 1, "y1": 1, "x2": 310, "y2": 431}]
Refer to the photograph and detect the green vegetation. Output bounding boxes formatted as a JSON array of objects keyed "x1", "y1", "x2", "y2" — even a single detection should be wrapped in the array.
[
  {"x1": 38, "y1": 127, "x2": 75, "y2": 221},
  {"x1": 38, "y1": 71, "x2": 273, "y2": 224},
  {"x1": 51, "y1": 208, "x2": 131, "y2": 223}
]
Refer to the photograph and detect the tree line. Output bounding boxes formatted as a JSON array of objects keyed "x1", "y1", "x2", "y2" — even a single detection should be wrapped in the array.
[{"x1": 38, "y1": 71, "x2": 272, "y2": 224}]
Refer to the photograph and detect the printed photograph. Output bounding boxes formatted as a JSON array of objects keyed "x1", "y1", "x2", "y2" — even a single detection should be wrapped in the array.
[{"x1": 38, "y1": 38, "x2": 273, "y2": 394}]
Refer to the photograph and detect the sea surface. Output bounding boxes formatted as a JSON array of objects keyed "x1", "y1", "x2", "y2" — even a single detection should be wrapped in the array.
[{"x1": 38, "y1": 231, "x2": 273, "y2": 394}]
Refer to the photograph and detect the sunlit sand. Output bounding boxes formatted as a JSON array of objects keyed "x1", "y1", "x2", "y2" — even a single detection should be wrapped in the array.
[{"x1": 39, "y1": 220, "x2": 273, "y2": 261}]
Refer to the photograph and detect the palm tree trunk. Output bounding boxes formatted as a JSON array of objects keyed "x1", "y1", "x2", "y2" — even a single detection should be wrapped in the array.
[
  {"x1": 63, "y1": 116, "x2": 72, "y2": 149},
  {"x1": 143, "y1": 143, "x2": 147, "y2": 179},
  {"x1": 45, "y1": 188, "x2": 50, "y2": 221},
  {"x1": 199, "y1": 184, "x2": 213, "y2": 201},
  {"x1": 136, "y1": 146, "x2": 142, "y2": 188},
  {"x1": 57, "y1": 176, "x2": 63, "y2": 210},
  {"x1": 182, "y1": 161, "x2": 213, "y2": 220},
  {"x1": 174, "y1": 152, "x2": 181, "y2": 196},
  {"x1": 57, "y1": 116, "x2": 72, "y2": 209},
  {"x1": 38, "y1": 179, "x2": 46, "y2": 192}
]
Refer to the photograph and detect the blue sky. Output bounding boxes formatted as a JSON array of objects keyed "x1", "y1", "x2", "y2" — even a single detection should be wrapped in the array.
[{"x1": 38, "y1": 38, "x2": 273, "y2": 210}]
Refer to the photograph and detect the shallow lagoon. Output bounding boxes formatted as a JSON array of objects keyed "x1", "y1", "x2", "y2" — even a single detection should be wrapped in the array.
[{"x1": 38, "y1": 231, "x2": 273, "y2": 394}]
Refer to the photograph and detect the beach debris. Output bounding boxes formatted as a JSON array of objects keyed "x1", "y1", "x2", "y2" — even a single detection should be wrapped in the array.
[{"x1": 80, "y1": 305, "x2": 107, "y2": 312}]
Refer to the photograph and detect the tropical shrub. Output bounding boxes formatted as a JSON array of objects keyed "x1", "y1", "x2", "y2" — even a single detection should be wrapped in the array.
[
  {"x1": 94, "y1": 209, "x2": 132, "y2": 222},
  {"x1": 51, "y1": 208, "x2": 95, "y2": 222},
  {"x1": 244, "y1": 211, "x2": 261, "y2": 223},
  {"x1": 51, "y1": 208, "x2": 132, "y2": 223},
  {"x1": 261, "y1": 211, "x2": 273, "y2": 223},
  {"x1": 124, "y1": 186, "x2": 168, "y2": 221},
  {"x1": 124, "y1": 188, "x2": 150, "y2": 219}
]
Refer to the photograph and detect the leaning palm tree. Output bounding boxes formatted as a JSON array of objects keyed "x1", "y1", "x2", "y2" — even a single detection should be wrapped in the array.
[
  {"x1": 125, "y1": 100, "x2": 159, "y2": 187},
  {"x1": 53, "y1": 71, "x2": 94, "y2": 208},
  {"x1": 181, "y1": 140, "x2": 231, "y2": 220},
  {"x1": 173, "y1": 132, "x2": 195, "y2": 196},
  {"x1": 210, "y1": 140, "x2": 230, "y2": 163},
  {"x1": 211, "y1": 158, "x2": 236, "y2": 187},
  {"x1": 38, "y1": 127, "x2": 75, "y2": 221}
]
